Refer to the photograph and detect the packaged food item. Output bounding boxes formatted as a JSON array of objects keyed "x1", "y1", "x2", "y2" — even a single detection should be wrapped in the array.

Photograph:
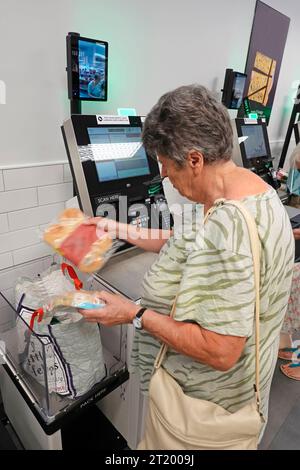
[
  {"x1": 15, "y1": 264, "x2": 107, "y2": 398},
  {"x1": 47, "y1": 290, "x2": 105, "y2": 311},
  {"x1": 43, "y1": 208, "x2": 117, "y2": 273}
]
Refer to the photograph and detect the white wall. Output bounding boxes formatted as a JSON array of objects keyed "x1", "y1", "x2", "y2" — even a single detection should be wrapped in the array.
[
  {"x1": 0, "y1": 162, "x2": 73, "y2": 329},
  {"x1": 1, "y1": 0, "x2": 300, "y2": 168}
]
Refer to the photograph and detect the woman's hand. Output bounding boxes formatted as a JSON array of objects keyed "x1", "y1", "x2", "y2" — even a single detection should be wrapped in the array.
[
  {"x1": 84, "y1": 216, "x2": 120, "y2": 239},
  {"x1": 293, "y1": 228, "x2": 300, "y2": 240},
  {"x1": 78, "y1": 290, "x2": 140, "y2": 326},
  {"x1": 84, "y1": 216, "x2": 171, "y2": 252}
]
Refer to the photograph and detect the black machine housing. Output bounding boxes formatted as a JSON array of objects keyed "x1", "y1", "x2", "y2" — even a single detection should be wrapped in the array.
[
  {"x1": 234, "y1": 117, "x2": 278, "y2": 188},
  {"x1": 61, "y1": 115, "x2": 173, "y2": 253},
  {"x1": 66, "y1": 33, "x2": 108, "y2": 102},
  {"x1": 221, "y1": 69, "x2": 247, "y2": 110}
]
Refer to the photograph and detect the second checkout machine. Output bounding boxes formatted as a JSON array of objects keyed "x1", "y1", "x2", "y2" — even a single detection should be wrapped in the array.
[
  {"x1": 61, "y1": 114, "x2": 173, "y2": 449},
  {"x1": 232, "y1": 117, "x2": 300, "y2": 261}
]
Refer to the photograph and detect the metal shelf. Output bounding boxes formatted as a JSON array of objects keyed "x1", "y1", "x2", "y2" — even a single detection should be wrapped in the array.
[{"x1": 2, "y1": 361, "x2": 129, "y2": 435}]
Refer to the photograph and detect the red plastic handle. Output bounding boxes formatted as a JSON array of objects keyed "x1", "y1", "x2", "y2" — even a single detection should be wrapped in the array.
[
  {"x1": 30, "y1": 307, "x2": 44, "y2": 330},
  {"x1": 61, "y1": 263, "x2": 83, "y2": 290}
]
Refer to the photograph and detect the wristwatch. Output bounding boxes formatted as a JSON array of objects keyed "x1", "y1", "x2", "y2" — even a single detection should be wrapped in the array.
[{"x1": 132, "y1": 307, "x2": 147, "y2": 330}]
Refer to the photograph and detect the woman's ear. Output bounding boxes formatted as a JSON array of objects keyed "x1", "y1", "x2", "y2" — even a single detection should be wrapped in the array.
[{"x1": 187, "y1": 150, "x2": 204, "y2": 172}]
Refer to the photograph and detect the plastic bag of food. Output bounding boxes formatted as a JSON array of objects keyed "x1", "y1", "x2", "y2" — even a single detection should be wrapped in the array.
[
  {"x1": 15, "y1": 264, "x2": 107, "y2": 398},
  {"x1": 43, "y1": 208, "x2": 121, "y2": 273},
  {"x1": 45, "y1": 289, "x2": 105, "y2": 312}
]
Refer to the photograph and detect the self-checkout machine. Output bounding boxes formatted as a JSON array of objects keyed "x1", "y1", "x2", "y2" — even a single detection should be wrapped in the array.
[
  {"x1": 231, "y1": 116, "x2": 279, "y2": 188},
  {"x1": 61, "y1": 113, "x2": 173, "y2": 449},
  {"x1": 61, "y1": 32, "x2": 173, "y2": 448},
  {"x1": 231, "y1": 115, "x2": 300, "y2": 263},
  {"x1": 0, "y1": 32, "x2": 173, "y2": 449},
  {"x1": 221, "y1": 68, "x2": 279, "y2": 188},
  {"x1": 0, "y1": 114, "x2": 171, "y2": 450}
]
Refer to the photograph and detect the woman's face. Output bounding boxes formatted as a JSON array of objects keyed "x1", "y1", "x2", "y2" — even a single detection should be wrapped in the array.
[{"x1": 158, "y1": 154, "x2": 198, "y2": 200}]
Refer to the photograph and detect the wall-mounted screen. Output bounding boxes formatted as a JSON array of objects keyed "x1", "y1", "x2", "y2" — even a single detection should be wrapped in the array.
[
  {"x1": 222, "y1": 69, "x2": 247, "y2": 110},
  {"x1": 67, "y1": 34, "x2": 108, "y2": 101}
]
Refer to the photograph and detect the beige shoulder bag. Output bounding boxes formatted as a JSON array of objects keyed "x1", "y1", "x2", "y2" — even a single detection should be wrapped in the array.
[{"x1": 138, "y1": 199, "x2": 265, "y2": 450}]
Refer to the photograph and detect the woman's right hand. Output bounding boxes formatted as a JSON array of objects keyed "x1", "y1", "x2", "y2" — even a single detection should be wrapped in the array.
[
  {"x1": 84, "y1": 216, "x2": 121, "y2": 239},
  {"x1": 84, "y1": 216, "x2": 171, "y2": 253}
]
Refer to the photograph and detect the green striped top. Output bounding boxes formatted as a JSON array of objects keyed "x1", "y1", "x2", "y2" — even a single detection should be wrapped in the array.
[{"x1": 131, "y1": 188, "x2": 294, "y2": 416}]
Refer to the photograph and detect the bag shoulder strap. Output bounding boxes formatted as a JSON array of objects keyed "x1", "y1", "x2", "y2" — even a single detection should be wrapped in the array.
[{"x1": 154, "y1": 198, "x2": 262, "y2": 410}]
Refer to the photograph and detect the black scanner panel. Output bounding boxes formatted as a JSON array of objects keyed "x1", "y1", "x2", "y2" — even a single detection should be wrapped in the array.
[{"x1": 62, "y1": 115, "x2": 173, "y2": 251}]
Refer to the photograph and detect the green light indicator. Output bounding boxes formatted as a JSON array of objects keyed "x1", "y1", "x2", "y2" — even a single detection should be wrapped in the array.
[
  {"x1": 243, "y1": 98, "x2": 251, "y2": 116},
  {"x1": 117, "y1": 108, "x2": 137, "y2": 117},
  {"x1": 248, "y1": 113, "x2": 258, "y2": 119}
]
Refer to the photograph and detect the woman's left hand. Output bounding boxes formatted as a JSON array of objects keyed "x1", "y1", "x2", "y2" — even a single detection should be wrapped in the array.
[{"x1": 78, "y1": 290, "x2": 140, "y2": 326}]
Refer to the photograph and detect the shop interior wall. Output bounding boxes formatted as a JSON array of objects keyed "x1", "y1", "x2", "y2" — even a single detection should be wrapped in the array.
[{"x1": 1, "y1": 0, "x2": 300, "y2": 170}]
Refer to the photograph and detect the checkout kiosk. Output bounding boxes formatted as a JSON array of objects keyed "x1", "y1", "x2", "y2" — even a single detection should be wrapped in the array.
[
  {"x1": 232, "y1": 117, "x2": 278, "y2": 189},
  {"x1": 0, "y1": 115, "x2": 173, "y2": 450},
  {"x1": 62, "y1": 114, "x2": 171, "y2": 231},
  {"x1": 61, "y1": 114, "x2": 173, "y2": 448},
  {"x1": 232, "y1": 117, "x2": 300, "y2": 261},
  {"x1": 62, "y1": 114, "x2": 173, "y2": 448}
]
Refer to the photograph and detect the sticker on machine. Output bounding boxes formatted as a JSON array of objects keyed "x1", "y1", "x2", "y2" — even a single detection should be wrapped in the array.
[
  {"x1": 244, "y1": 118, "x2": 258, "y2": 125},
  {"x1": 96, "y1": 115, "x2": 130, "y2": 125}
]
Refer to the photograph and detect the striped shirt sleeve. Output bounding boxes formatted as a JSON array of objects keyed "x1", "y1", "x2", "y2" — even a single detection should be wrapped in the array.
[
  {"x1": 175, "y1": 208, "x2": 256, "y2": 337},
  {"x1": 183, "y1": 249, "x2": 255, "y2": 337}
]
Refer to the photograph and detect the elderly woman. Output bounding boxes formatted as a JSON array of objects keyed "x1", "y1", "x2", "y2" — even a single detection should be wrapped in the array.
[{"x1": 81, "y1": 84, "x2": 294, "y2": 444}]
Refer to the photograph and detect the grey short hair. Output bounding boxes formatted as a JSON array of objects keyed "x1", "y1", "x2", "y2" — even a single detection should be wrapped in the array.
[{"x1": 142, "y1": 84, "x2": 233, "y2": 166}]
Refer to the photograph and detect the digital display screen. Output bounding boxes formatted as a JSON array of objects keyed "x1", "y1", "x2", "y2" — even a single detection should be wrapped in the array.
[
  {"x1": 78, "y1": 39, "x2": 107, "y2": 100},
  {"x1": 241, "y1": 125, "x2": 267, "y2": 159},
  {"x1": 87, "y1": 127, "x2": 150, "y2": 182},
  {"x1": 69, "y1": 36, "x2": 108, "y2": 101},
  {"x1": 230, "y1": 73, "x2": 247, "y2": 109}
]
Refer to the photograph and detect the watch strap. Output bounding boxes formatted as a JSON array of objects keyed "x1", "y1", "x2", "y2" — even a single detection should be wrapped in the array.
[{"x1": 135, "y1": 307, "x2": 147, "y2": 319}]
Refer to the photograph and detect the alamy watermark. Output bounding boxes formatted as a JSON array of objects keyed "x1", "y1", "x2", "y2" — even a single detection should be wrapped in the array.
[
  {"x1": 0, "y1": 80, "x2": 6, "y2": 105},
  {"x1": 94, "y1": 196, "x2": 205, "y2": 249}
]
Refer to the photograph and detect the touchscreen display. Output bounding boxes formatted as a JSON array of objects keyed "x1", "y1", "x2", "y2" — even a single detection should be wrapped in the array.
[
  {"x1": 87, "y1": 126, "x2": 150, "y2": 182},
  {"x1": 241, "y1": 125, "x2": 267, "y2": 159}
]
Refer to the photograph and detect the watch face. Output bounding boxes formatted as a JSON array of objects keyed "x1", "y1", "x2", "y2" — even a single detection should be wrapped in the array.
[{"x1": 133, "y1": 317, "x2": 142, "y2": 329}]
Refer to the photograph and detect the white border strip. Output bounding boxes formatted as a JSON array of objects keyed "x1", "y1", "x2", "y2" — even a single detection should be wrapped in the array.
[{"x1": 0, "y1": 161, "x2": 68, "y2": 171}]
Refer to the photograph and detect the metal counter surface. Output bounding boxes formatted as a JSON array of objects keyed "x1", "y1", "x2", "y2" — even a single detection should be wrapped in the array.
[{"x1": 94, "y1": 248, "x2": 158, "y2": 302}]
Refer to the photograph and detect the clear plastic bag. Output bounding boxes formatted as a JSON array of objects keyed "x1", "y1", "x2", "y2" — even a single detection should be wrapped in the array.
[
  {"x1": 46, "y1": 289, "x2": 105, "y2": 312},
  {"x1": 43, "y1": 208, "x2": 122, "y2": 273},
  {"x1": 16, "y1": 264, "x2": 105, "y2": 327},
  {"x1": 15, "y1": 264, "x2": 107, "y2": 397}
]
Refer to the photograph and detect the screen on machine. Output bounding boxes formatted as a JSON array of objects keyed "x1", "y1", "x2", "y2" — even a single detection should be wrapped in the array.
[
  {"x1": 78, "y1": 39, "x2": 107, "y2": 100},
  {"x1": 87, "y1": 126, "x2": 151, "y2": 182},
  {"x1": 230, "y1": 73, "x2": 247, "y2": 109},
  {"x1": 240, "y1": 125, "x2": 267, "y2": 159}
]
